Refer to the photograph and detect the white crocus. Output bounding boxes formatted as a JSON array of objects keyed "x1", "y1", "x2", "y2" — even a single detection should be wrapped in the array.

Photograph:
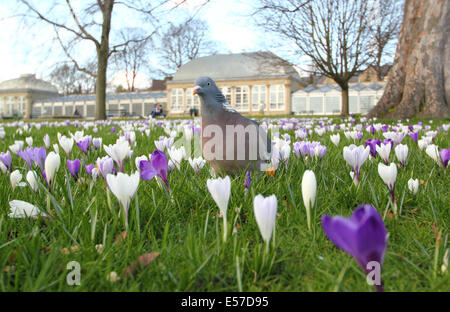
[
  {"x1": 58, "y1": 135, "x2": 74, "y2": 156},
  {"x1": 330, "y1": 133, "x2": 340, "y2": 146},
  {"x1": 407, "y1": 178, "x2": 419, "y2": 195},
  {"x1": 343, "y1": 144, "x2": 370, "y2": 184},
  {"x1": 9, "y1": 143, "x2": 22, "y2": 155},
  {"x1": 168, "y1": 146, "x2": 186, "y2": 170},
  {"x1": 10, "y1": 170, "x2": 23, "y2": 189},
  {"x1": 188, "y1": 157, "x2": 206, "y2": 173},
  {"x1": 53, "y1": 143, "x2": 60, "y2": 154},
  {"x1": 44, "y1": 151, "x2": 61, "y2": 186},
  {"x1": 104, "y1": 140, "x2": 132, "y2": 171},
  {"x1": 26, "y1": 170, "x2": 39, "y2": 192},
  {"x1": 0, "y1": 162, "x2": 7, "y2": 174},
  {"x1": 106, "y1": 172, "x2": 140, "y2": 228},
  {"x1": 376, "y1": 143, "x2": 391, "y2": 164},
  {"x1": 207, "y1": 176, "x2": 231, "y2": 242},
  {"x1": 394, "y1": 144, "x2": 408, "y2": 167},
  {"x1": 302, "y1": 170, "x2": 317, "y2": 231},
  {"x1": 425, "y1": 144, "x2": 442, "y2": 166},
  {"x1": 418, "y1": 139, "x2": 428, "y2": 151},
  {"x1": 8, "y1": 200, "x2": 46, "y2": 218},
  {"x1": 26, "y1": 137, "x2": 33, "y2": 146},
  {"x1": 43, "y1": 134, "x2": 51, "y2": 149},
  {"x1": 253, "y1": 194, "x2": 278, "y2": 247},
  {"x1": 378, "y1": 163, "x2": 397, "y2": 190}
]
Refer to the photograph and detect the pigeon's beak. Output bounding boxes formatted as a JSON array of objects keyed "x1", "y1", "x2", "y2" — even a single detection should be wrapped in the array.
[{"x1": 193, "y1": 86, "x2": 201, "y2": 95}]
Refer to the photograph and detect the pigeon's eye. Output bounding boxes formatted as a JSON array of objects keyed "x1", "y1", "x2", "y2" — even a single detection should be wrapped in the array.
[{"x1": 207, "y1": 82, "x2": 211, "y2": 86}]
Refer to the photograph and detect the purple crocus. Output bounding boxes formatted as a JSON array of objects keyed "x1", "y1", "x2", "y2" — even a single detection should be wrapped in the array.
[
  {"x1": 356, "y1": 132, "x2": 363, "y2": 141},
  {"x1": 244, "y1": 170, "x2": 251, "y2": 193},
  {"x1": 92, "y1": 138, "x2": 102, "y2": 150},
  {"x1": 32, "y1": 147, "x2": 46, "y2": 172},
  {"x1": 139, "y1": 150, "x2": 170, "y2": 192},
  {"x1": 409, "y1": 132, "x2": 418, "y2": 144},
  {"x1": 85, "y1": 164, "x2": 95, "y2": 176},
  {"x1": 96, "y1": 156, "x2": 115, "y2": 180},
  {"x1": 440, "y1": 148, "x2": 449, "y2": 168},
  {"x1": 18, "y1": 147, "x2": 34, "y2": 170},
  {"x1": 67, "y1": 159, "x2": 81, "y2": 181},
  {"x1": 365, "y1": 139, "x2": 381, "y2": 158},
  {"x1": 76, "y1": 137, "x2": 91, "y2": 155},
  {"x1": 322, "y1": 204, "x2": 388, "y2": 292},
  {"x1": 111, "y1": 126, "x2": 116, "y2": 133},
  {"x1": 0, "y1": 151, "x2": 12, "y2": 171},
  {"x1": 293, "y1": 141, "x2": 309, "y2": 158}
]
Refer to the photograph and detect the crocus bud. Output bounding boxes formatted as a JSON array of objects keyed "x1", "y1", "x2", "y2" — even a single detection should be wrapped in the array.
[
  {"x1": 26, "y1": 170, "x2": 39, "y2": 192},
  {"x1": 253, "y1": 194, "x2": 278, "y2": 246},
  {"x1": 394, "y1": 144, "x2": 408, "y2": 167},
  {"x1": 407, "y1": 178, "x2": 419, "y2": 195},
  {"x1": 302, "y1": 170, "x2": 317, "y2": 231},
  {"x1": 10, "y1": 170, "x2": 23, "y2": 189},
  {"x1": 43, "y1": 134, "x2": 51, "y2": 149},
  {"x1": 45, "y1": 151, "x2": 61, "y2": 186},
  {"x1": 207, "y1": 176, "x2": 231, "y2": 242}
]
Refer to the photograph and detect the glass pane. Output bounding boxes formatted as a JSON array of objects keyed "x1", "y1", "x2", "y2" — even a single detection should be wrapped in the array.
[
  {"x1": 325, "y1": 96, "x2": 340, "y2": 113},
  {"x1": 349, "y1": 96, "x2": 358, "y2": 113},
  {"x1": 310, "y1": 97, "x2": 323, "y2": 113},
  {"x1": 292, "y1": 96, "x2": 306, "y2": 113}
]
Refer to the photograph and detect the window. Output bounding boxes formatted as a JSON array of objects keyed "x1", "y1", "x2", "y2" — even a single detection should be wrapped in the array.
[
  {"x1": 0, "y1": 97, "x2": 5, "y2": 114},
  {"x1": 121, "y1": 103, "x2": 130, "y2": 114},
  {"x1": 86, "y1": 105, "x2": 95, "y2": 117},
  {"x1": 7, "y1": 97, "x2": 14, "y2": 115},
  {"x1": 310, "y1": 97, "x2": 323, "y2": 114},
  {"x1": 54, "y1": 105, "x2": 63, "y2": 115},
  {"x1": 234, "y1": 86, "x2": 249, "y2": 111},
  {"x1": 349, "y1": 96, "x2": 358, "y2": 113},
  {"x1": 221, "y1": 87, "x2": 232, "y2": 104},
  {"x1": 252, "y1": 85, "x2": 266, "y2": 111},
  {"x1": 132, "y1": 103, "x2": 142, "y2": 116},
  {"x1": 360, "y1": 95, "x2": 374, "y2": 114},
  {"x1": 19, "y1": 97, "x2": 26, "y2": 114},
  {"x1": 269, "y1": 84, "x2": 285, "y2": 110},
  {"x1": 186, "y1": 88, "x2": 200, "y2": 109},
  {"x1": 292, "y1": 95, "x2": 306, "y2": 113},
  {"x1": 170, "y1": 88, "x2": 183, "y2": 112},
  {"x1": 325, "y1": 96, "x2": 340, "y2": 114},
  {"x1": 65, "y1": 105, "x2": 73, "y2": 115}
]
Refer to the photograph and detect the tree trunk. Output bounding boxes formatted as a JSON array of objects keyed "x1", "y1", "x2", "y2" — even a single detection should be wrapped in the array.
[
  {"x1": 368, "y1": 0, "x2": 450, "y2": 119},
  {"x1": 95, "y1": 0, "x2": 114, "y2": 120},
  {"x1": 96, "y1": 49, "x2": 108, "y2": 120},
  {"x1": 341, "y1": 85, "x2": 349, "y2": 116}
]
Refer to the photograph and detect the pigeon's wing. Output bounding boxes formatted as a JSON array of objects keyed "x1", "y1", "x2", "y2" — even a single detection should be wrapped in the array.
[{"x1": 215, "y1": 90, "x2": 236, "y2": 113}]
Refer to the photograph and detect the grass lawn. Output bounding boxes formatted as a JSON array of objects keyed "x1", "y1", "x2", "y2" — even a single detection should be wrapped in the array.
[{"x1": 0, "y1": 116, "x2": 448, "y2": 291}]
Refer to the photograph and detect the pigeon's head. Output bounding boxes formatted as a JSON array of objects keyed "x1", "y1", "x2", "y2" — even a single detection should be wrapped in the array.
[{"x1": 193, "y1": 76, "x2": 218, "y2": 96}]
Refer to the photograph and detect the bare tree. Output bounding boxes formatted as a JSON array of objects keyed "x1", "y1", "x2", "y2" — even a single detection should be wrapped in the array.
[
  {"x1": 111, "y1": 28, "x2": 152, "y2": 92},
  {"x1": 367, "y1": 0, "x2": 403, "y2": 80},
  {"x1": 254, "y1": 0, "x2": 372, "y2": 115},
  {"x1": 49, "y1": 63, "x2": 78, "y2": 95},
  {"x1": 17, "y1": 0, "x2": 210, "y2": 119},
  {"x1": 49, "y1": 61, "x2": 97, "y2": 95},
  {"x1": 158, "y1": 18, "x2": 217, "y2": 75},
  {"x1": 368, "y1": 0, "x2": 449, "y2": 118}
]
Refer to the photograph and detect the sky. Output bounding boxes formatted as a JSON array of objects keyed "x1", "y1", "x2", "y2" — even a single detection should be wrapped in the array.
[
  {"x1": 0, "y1": 0, "x2": 398, "y2": 89},
  {"x1": 0, "y1": 0, "x2": 272, "y2": 86}
]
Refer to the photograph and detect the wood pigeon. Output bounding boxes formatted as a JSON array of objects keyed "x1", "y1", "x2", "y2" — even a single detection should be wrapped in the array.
[{"x1": 193, "y1": 76, "x2": 271, "y2": 174}]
